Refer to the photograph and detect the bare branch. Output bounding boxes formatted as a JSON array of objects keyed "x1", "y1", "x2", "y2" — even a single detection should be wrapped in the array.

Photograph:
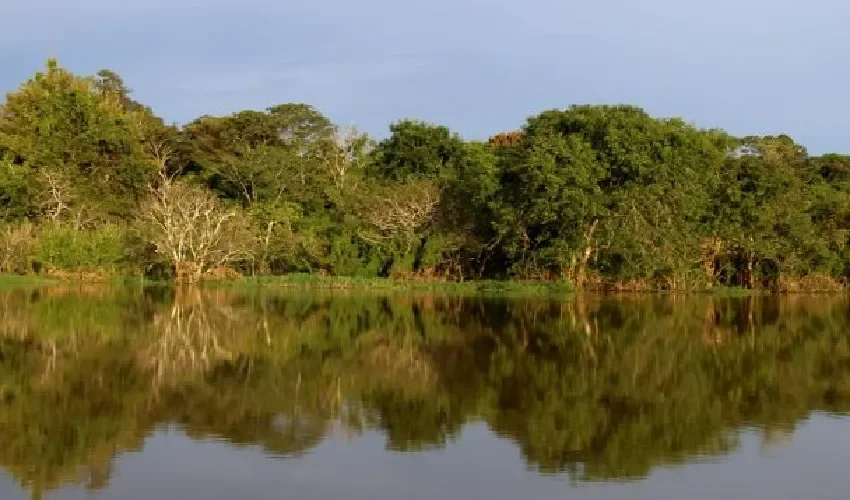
[{"x1": 141, "y1": 179, "x2": 254, "y2": 281}]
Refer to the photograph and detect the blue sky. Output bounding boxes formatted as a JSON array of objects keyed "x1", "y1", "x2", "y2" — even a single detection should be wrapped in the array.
[{"x1": 2, "y1": 0, "x2": 848, "y2": 153}]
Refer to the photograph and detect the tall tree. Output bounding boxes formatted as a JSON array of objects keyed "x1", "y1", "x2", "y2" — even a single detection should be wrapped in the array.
[
  {"x1": 0, "y1": 60, "x2": 155, "y2": 221},
  {"x1": 368, "y1": 120, "x2": 464, "y2": 182}
]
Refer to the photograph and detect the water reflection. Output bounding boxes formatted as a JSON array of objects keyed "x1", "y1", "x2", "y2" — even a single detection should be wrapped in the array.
[{"x1": 1, "y1": 287, "x2": 850, "y2": 497}]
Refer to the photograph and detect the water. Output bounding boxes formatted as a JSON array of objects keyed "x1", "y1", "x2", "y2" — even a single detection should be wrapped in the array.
[{"x1": 1, "y1": 286, "x2": 850, "y2": 499}]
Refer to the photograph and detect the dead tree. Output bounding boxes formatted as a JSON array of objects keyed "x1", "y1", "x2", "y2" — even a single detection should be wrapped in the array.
[
  {"x1": 361, "y1": 180, "x2": 440, "y2": 253},
  {"x1": 142, "y1": 176, "x2": 254, "y2": 282}
]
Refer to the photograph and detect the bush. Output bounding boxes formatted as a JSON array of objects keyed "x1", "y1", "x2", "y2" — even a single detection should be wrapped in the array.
[
  {"x1": 327, "y1": 232, "x2": 383, "y2": 277},
  {"x1": 31, "y1": 224, "x2": 128, "y2": 273},
  {"x1": 0, "y1": 222, "x2": 36, "y2": 274}
]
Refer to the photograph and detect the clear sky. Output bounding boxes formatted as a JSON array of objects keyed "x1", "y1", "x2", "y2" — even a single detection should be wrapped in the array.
[{"x1": 2, "y1": 0, "x2": 848, "y2": 153}]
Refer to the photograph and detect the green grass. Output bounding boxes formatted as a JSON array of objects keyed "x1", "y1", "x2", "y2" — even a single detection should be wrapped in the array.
[
  {"x1": 709, "y1": 286, "x2": 756, "y2": 297},
  {"x1": 0, "y1": 274, "x2": 58, "y2": 288},
  {"x1": 0, "y1": 272, "x2": 172, "y2": 287},
  {"x1": 205, "y1": 274, "x2": 576, "y2": 297}
]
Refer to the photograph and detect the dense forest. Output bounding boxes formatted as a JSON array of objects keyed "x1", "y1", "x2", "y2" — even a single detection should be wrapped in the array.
[{"x1": 2, "y1": 60, "x2": 850, "y2": 289}]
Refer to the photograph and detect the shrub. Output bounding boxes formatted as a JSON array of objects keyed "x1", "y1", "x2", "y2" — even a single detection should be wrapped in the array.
[
  {"x1": 31, "y1": 224, "x2": 127, "y2": 273},
  {"x1": 0, "y1": 222, "x2": 36, "y2": 274}
]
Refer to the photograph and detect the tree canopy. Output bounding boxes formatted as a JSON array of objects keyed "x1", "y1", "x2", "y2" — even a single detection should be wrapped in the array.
[{"x1": 1, "y1": 60, "x2": 848, "y2": 289}]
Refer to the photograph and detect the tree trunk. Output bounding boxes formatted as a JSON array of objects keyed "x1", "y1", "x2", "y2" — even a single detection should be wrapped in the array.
[
  {"x1": 574, "y1": 219, "x2": 599, "y2": 287},
  {"x1": 175, "y1": 261, "x2": 202, "y2": 283},
  {"x1": 745, "y1": 259, "x2": 754, "y2": 289}
]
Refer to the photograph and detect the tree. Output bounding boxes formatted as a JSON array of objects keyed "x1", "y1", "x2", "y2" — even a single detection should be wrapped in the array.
[
  {"x1": 368, "y1": 120, "x2": 464, "y2": 182},
  {"x1": 2, "y1": 58, "x2": 850, "y2": 287},
  {"x1": 363, "y1": 121, "x2": 487, "y2": 277},
  {"x1": 0, "y1": 158, "x2": 35, "y2": 220},
  {"x1": 141, "y1": 176, "x2": 254, "y2": 281},
  {"x1": 177, "y1": 105, "x2": 352, "y2": 275},
  {"x1": 321, "y1": 125, "x2": 371, "y2": 193},
  {"x1": 0, "y1": 60, "x2": 155, "y2": 220},
  {"x1": 359, "y1": 179, "x2": 441, "y2": 254},
  {"x1": 491, "y1": 105, "x2": 728, "y2": 286},
  {"x1": 183, "y1": 104, "x2": 335, "y2": 193},
  {"x1": 492, "y1": 107, "x2": 608, "y2": 280},
  {"x1": 710, "y1": 135, "x2": 813, "y2": 288},
  {"x1": 803, "y1": 154, "x2": 850, "y2": 278}
]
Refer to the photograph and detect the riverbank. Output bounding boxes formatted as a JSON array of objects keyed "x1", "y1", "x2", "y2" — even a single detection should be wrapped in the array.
[
  {"x1": 0, "y1": 274, "x2": 58, "y2": 288},
  {"x1": 204, "y1": 274, "x2": 577, "y2": 297},
  {"x1": 4, "y1": 272, "x2": 846, "y2": 297},
  {"x1": 0, "y1": 272, "x2": 578, "y2": 297}
]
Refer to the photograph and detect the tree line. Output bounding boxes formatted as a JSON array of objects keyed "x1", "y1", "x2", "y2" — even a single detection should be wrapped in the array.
[{"x1": 2, "y1": 60, "x2": 850, "y2": 288}]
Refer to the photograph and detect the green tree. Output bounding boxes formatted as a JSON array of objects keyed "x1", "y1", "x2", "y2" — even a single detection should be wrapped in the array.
[
  {"x1": 489, "y1": 106, "x2": 729, "y2": 286},
  {"x1": 368, "y1": 120, "x2": 465, "y2": 181},
  {"x1": 0, "y1": 60, "x2": 155, "y2": 221},
  {"x1": 710, "y1": 136, "x2": 815, "y2": 287}
]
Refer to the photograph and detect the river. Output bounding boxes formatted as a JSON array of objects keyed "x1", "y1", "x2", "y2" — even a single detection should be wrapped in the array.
[{"x1": 1, "y1": 286, "x2": 848, "y2": 499}]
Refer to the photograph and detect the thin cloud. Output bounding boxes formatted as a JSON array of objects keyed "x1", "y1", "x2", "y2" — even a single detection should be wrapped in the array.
[{"x1": 1, "y1": 0, "x2": 848, "y2": 152}]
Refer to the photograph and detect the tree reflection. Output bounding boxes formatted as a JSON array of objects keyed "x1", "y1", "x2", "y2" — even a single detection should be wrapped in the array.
[{"x1": 1, "y1": 288, "x2": 850, "y2": 495}]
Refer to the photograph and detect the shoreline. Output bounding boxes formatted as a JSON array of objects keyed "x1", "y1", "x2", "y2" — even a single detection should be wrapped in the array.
[{"x1": 4, "y1": 272, "x2": 847, "y2": 297}]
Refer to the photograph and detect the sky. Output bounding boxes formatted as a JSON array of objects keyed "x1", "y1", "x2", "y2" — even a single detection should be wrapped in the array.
[{"x1": 1, "y1": 0, "x2": 848, "y2": 153}]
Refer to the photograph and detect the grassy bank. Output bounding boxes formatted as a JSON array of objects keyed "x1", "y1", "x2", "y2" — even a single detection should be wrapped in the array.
[
  {"x1": 3, "y1": 271, "x2": 845, "y2": 297},
  {"x1": 0, "y1": 274, "x2": 58, "y2": 288},
  {"x1": 204, "y1": 274, "x2": 576, "y2": 297},
  {"x1": 709, "y1": 286, "x2": 757, "y2": 297}
]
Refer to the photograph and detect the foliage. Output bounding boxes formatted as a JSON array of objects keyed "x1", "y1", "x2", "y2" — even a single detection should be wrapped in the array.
[
  {"x1": 367, "y1": 120, "x2": 464, "y2": 181},
  {"x1": 0, "y1": 221, "x2": 35, "y2": 274},
  {"x1": 0, "y1": 60, "x2": 849, "y2": 288},
  {"x1": 141, "y1": 178, "x2": 255, "y2": 281},
  {"x1": 30, "y1": 224, "x2": 126, "y2": 273},
  {"x1": 0, "y1": 60, "x2": 155, "y2": 221}
]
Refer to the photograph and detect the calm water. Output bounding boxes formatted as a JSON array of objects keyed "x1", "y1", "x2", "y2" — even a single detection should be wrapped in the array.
[{"x1": 2, "y1": 287, "x2": 850, "y2": 499}]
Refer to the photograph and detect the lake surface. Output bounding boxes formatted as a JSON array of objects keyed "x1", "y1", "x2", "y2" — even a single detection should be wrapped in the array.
[{"x1": 2, "y1": 286, "x2": 850, "y2": 499}]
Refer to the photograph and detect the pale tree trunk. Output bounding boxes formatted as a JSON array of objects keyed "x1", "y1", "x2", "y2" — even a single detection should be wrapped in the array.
[
  {"x1": 143, "y1": 178, "x2": 253, "y2": 283},
  {"x1": 571, "y1": 219, "x2": 599, "y2": 287}
]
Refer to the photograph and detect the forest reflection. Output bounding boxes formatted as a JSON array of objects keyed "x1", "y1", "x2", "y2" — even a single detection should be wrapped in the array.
[{"x1": 2, "y1": 286, "x2": 850, "y2": 496}]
